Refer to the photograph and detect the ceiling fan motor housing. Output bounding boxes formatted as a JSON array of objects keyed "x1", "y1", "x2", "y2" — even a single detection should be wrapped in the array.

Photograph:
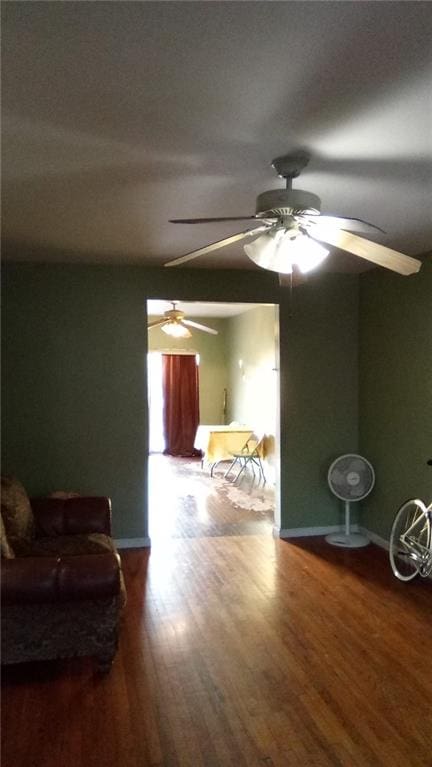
[
  {"x1": 255, "y1": 189, "x2": 321, "y2": 217},
  {"x1": 165, "y1": 309, "x2": 184, "y2": 321}
]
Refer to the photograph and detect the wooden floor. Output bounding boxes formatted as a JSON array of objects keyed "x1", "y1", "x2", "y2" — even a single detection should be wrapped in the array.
[
  {"x1": 149, "y1": 455, "x2": 275, "y2": 540},
  {"x1": 2, "y1": 457, "x2": 432, "y2": 767}
]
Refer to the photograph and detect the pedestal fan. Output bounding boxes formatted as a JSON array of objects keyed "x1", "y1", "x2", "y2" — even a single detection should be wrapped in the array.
[{"x1": 326, "y1": 454, "x2": 375, "y2": 548}]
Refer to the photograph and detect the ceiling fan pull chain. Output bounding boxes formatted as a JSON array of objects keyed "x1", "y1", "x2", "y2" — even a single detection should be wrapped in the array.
[{"x1": 289, "y1": 272, "x2": 294, "y2": 319}]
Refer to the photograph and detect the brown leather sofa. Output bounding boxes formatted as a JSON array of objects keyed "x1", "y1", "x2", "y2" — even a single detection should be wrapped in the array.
[{"x1": 1, "y1": 476, "x2": 126, "y2": 671}]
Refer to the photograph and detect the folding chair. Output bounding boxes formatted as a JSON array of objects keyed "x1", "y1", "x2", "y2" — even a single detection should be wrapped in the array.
[{"x1": 224, "y1": 433, "x2": 266, "y2": 485}]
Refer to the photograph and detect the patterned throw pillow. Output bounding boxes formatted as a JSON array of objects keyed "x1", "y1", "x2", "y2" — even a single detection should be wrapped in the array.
[
  {"x1": 0, "y1": 512, "x2": 15, "y2": 558},
  {"x1": 0, "y1": 475, "x2": 35, "y2": 543}
]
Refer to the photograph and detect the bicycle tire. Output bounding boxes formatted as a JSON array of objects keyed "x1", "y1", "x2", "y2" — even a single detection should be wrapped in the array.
[{"x1": 389, "y1": 499, "x2": 430, "y2": 582}]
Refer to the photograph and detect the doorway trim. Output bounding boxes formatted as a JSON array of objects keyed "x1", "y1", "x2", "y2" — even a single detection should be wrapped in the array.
[{"x1": 146, "y1": 297, "x2": 281, "y2": 545}]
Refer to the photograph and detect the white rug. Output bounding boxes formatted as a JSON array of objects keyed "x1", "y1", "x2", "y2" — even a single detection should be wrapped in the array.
[{"x1": 184, "y1": 461, "x2": 275, "y2": 514}]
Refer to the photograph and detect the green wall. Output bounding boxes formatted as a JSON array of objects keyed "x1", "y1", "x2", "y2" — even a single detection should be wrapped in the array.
[
  {"x1": 279, "y1": 276, "x2": 359, "y2": 529},
  {"x1": 2, "y1": 262, "x2": 360, "y2": 538},
  {"x1": 359, "y1": 259, "x2": 432, "y2": 539},
  {"x1": 226, "y1": 305, "x2": 278, "y2": 433},
  {"x1": 2, "y1": 265, "x2": 148, "y2": 538},
  {"x1": 148, "y1": 316, "x2": 229, "y2": 424}
]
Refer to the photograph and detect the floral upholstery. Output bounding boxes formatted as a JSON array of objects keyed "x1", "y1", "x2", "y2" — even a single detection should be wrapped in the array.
[
  {"x1": 0, "y1": 514, "x2": 15, "y2": 559},
  {"x1": 1, "y1": 475, "x2": 34, "y2": 545},
  {"x1": 3, "y1": 596, "x2": 124, "y2": 666}
]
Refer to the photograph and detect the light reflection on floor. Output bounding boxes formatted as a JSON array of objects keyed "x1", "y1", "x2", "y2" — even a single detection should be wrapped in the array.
[{"x1": 149, "y1": 453, "x2": 275, "y2": 541}]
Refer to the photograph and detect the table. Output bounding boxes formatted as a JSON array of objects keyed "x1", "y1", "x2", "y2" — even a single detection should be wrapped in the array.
[{"x1": 194, "y1": 425, "x2": 253, "y2": 476}]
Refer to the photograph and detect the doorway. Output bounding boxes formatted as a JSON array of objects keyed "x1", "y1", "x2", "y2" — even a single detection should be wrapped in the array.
[{"x1": 147, "y1": 299, "x2": 280, "y2": 541}]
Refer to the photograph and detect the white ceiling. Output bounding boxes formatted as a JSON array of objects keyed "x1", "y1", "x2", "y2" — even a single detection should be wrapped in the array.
[
  {"x1": 147, "y1": 300, "x2": 265, "y2": 318},
  {"x1": 2, "y1": 2, "x2": 431, "y2": 273}
]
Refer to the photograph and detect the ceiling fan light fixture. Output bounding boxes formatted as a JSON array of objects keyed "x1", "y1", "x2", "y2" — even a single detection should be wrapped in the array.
[
  {"x1": 244, "y1": 228, "x2": 329, "y2": 275},
  {"x1": 166, "y1": 151, "x2": 423, "y2": 277},
  {"x1": 289, "y1": 235, "x2": 330, "y2": 274},
  {"x1": 244, "y1": 229, "x2": 290, "y2": 272},
  {"x1": 161, "y1": 321, "x2": 191, "y2": 338}
]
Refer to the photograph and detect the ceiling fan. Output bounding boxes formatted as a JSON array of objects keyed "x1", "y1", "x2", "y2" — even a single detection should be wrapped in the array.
[
  {"x1": 147, "y1": 302, "x2": 218, "y2": 338},
  {"x1": 165, "y1": 152, "x2": 422, "y2": 278}
]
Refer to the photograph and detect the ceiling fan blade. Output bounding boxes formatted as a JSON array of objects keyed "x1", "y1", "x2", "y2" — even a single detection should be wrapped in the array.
[
  {"x1": 310, "y1": 228, "x2": 422, "y2": 276},
  {"x1": 177, "y1": 321, "x2": 192, "y2": 338},
  {"x1": 183, "y1": 319, "x2": 218, "y2": 335},
  {"x1": 299, "y1": 214, "x2": 385, "y2": 235},
  {"x1": 147, "y1": 318, "x2": 167, "y2": 329},
  {"x1": 170, "y1": 216, "x2": 263, "y2": 224},
  {"x1": 164, "y1": 225, "x2": 270, "y2": 267}
]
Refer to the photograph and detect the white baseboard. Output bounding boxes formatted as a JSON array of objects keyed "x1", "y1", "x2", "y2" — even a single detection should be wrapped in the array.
[
  {"x1": 275, "y1": 524, "x2": 393, "y2": 547},
  {"x1": 276, "y1": 525, "x2": 395, "y2": 551},
  {"x1": 360, "y1": 527, "x2": 389, "y2": 550},
  {"x1": 115, "y1": 537, "x2": 151, "y2": 549},
  {"x1": 276, "y1": 524, "x2": 359, "y2": 538}
]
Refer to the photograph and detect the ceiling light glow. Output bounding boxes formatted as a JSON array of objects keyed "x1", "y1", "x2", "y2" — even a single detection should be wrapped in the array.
[
  {"x1": 244, "y1": 229, "x2": 329, "y2": 275},
  {"x1": 161, "y1": 322, "x2": 191, "y2": 338}
]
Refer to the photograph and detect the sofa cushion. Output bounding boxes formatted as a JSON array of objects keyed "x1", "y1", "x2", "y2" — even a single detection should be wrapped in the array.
[
  {"x1": 0, "y1": 476, "x2": 34, "y2": 543},
  {"x1": 0, "y1": 514, "x2": 15, "y2": 559},
  {"x1": 12, "y1": 532, "x2": 116, "y2": 558}
]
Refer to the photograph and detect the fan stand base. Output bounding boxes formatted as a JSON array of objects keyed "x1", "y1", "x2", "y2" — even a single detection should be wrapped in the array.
[
  {"x1": 325, "y1": 532, "x2": 370, "y2": 548},
  {"x1": 326, "y1": 499, "x2": 370, "y2": 548}
]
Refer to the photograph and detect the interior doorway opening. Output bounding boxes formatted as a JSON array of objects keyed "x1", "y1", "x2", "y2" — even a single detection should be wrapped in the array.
[{"x1": 147, "y1": 299, "x2": 280, "y2": 542}]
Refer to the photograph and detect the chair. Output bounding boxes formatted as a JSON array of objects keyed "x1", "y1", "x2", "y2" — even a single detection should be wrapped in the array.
[
  {"x1": 224, "y1": 433, "x2": 266, "y2": 485},
  {"x1": 1, "y1": 475, "x2": 126, "y2": 672}
]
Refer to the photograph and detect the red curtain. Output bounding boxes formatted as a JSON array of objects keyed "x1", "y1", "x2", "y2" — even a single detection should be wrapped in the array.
[{"x1": 162, "y1": 354, "x2": 201, "y2": 457}]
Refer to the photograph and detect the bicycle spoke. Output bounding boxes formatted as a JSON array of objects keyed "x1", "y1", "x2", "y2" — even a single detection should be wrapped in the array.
[{"x1": 389, "y1": 500, "x2": 429, "y2": 581}]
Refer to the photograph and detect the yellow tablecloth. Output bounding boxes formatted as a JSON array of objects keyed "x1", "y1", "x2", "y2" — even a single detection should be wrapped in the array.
[{"x1": 195, "y1": 425, "x2": 253, "y2": 464}]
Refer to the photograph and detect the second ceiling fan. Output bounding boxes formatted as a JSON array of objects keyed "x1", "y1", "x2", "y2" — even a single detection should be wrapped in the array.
[
  {"x1": 165, "y1": 152, "x2": 422, "y2": 278},
  {"x1": 148, "y1": 302, "x2": 218, "y2": 338}
]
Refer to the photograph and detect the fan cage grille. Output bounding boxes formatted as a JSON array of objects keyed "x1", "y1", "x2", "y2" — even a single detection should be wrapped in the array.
[{"x1": 328, "y1": 454, "x2": 375, "y2": 502}]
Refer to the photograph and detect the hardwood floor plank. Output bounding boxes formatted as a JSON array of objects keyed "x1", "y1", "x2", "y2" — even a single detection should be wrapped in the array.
[{"x1": 2, "y1": 457, "x2": 431, "y2": 766}]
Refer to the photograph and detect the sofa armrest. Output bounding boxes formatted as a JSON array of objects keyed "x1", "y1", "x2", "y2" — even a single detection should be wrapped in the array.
[
  {"x1": 2, "y1": 552, "x2": 121, "y2": 604},
  {"x1": 31, "y1": 496, "x2": 112, "y2": 537},
  {"x1": 2, "y1": 556, "x2": 59, "y2": 604}
]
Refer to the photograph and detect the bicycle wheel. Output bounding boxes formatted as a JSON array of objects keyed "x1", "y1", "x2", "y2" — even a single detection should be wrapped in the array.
[{"x1": 389, "y1": 499, "x2": 430, "y2": 581}]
